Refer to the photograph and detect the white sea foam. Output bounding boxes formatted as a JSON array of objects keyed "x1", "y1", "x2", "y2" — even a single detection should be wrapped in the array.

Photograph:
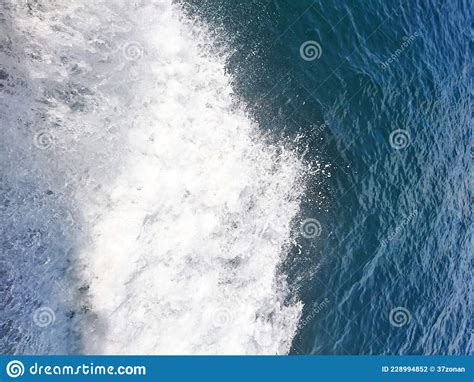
[{"x1": 1, "y1": 0, "x2": 304, "y2": 354}]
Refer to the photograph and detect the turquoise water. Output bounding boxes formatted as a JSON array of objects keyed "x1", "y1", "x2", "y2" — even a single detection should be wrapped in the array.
[{"x1": 181, "y1": 0, "x2": 473, "y2": 354}]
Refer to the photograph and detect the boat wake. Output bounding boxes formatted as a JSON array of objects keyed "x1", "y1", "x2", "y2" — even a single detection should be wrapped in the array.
[{"x1": 0, "y1": 0, "x2": 304, "y2": 354}]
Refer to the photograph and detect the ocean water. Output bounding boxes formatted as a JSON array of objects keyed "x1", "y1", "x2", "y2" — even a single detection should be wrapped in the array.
[
  {"x1": 181, "y1": 0, "x2": 472, "y2": 355},
  {"x1": 0, "y1": 0, "x2": 472, "y2": 355}
]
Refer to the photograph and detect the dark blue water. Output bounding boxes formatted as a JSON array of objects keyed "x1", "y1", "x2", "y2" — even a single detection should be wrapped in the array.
[{"x1": 181, "y1": 0, "x2": 473, "y2": 355}]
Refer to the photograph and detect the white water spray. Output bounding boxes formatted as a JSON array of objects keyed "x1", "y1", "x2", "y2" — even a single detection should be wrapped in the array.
[{"x1": 1, "y1": 0, "x2": 304, "y2": 354}]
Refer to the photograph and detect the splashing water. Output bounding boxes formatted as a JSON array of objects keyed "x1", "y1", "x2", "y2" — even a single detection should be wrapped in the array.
[{"x1": 0, "y1": 0, "x2": 305, "y2": 354}]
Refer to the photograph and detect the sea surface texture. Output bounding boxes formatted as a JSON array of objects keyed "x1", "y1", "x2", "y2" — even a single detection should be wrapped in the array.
[{"x1": 0, "y1": 0, "x2": 472, "y2": 355}]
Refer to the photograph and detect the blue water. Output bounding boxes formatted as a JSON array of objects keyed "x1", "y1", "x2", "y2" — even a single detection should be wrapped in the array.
[
  {"x1": 181, "y1": 0, "x2": 473, "y2": 354},
  {"x1": 0, "y1": 0, "x2": 471, "y2": 355}
]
